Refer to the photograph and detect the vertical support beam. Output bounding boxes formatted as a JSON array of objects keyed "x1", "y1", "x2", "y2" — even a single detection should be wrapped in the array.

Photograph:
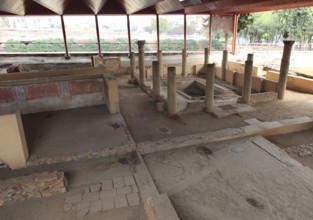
[
  {"x1": 95, "y1": 15, "x2": 102, "y2": 57},
  {"x1": 208, "y1": 14, "x2": 213, "y2": 54},
  {"x1": 60, "y1": 15, "x2": 70, "y2": 59},
  {"x1": 157, "y1": 50, "x2": 163, "y2": 79},
  {"x1": 127, "y1": 14, "x2": 132, "y2": 54},
  {"x1": 182, "y1": 48, "x2": 187, "y2": 77},
  {"x1": 156, "y1": 14, "x2": 160, "y2": 51},
  {"x1": 152, "y1": 61, "x2": 161, "y2": 100},
  {"x1": 167, "y1": 67, "x2": 177, "y2": 115},
  {"x1": 221, "y1": 50, "x2": 228, "y2": 81},
  {"x1": 137, "y1": 40, "x2": 146, "y2": 87},
  {"x1": 204, "y1": 47, "x2": 209, "y2": 73},
  {"x1": 205, "y1": 63, "x2": 215, "y2": 112},
  {"x1": 184, "y1": 14, "x2": 187, "y2": 49},
  {"x1": 278, "y1": 40, "x2": 295, "y2": 99},
  {"x1": 242, "y1": 54, "x2": 253, "y2": 104},
  {"x1": 130, "y1": 52, "x2": 135, "y2": 79},
  {"x1": 232, "y1": 14, "x2": 239, "y2": 55}
]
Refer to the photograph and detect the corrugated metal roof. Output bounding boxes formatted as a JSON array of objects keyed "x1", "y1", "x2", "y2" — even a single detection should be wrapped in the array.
[{"x1": 0, "y1": 0, "x2": 312, "y2": 16}]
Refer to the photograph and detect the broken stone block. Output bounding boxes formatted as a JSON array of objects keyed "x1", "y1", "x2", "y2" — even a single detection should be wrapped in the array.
[
  {"x1": 100, "y1": 189, "x2": 116, "y2": 199},
  {"x1": 113, "y1": 177, "x2": 124, "y2": 188},
  {"x1": 123, "y1": 176, "x2": 136, "y2": 186},
  {"x1": 6, "y1": 64, "x2": 31, "y2": 73},
  {"x1": 89, "y1": 200, "x2": 102, "y2": 214},
  {"x1": 101, "y1": 179, "x2": 113, "y2": 190},
  {"x1": 131, "y1": 184, "x2": 139, "y2": 193},
  {"x1": 117, "y1": 186, "x2": 132, "y2": 194},
  {"x1": 114, "y1": 194, "x2": 128, "y2": 208},
  {"x1": 66, "y1": 193, "x2": 82, "y2": 203},
  {"x1": 127, "y1": 192, "x2": 140, "y2": 206},
  {"x1": 102, "y1": 197, "x2": 114, "y2": 211},
  {"x1": 83, "y1": 192, "x2": 99, "y2": 202},
  {"x1": 90, "y1": 184, "x2": 101, "y2": 193},
  {"x1": 77, "y1": 207, "x2": 89, "y2": 217}
]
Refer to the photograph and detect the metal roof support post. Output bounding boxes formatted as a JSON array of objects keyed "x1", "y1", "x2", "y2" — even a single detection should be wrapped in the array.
[
  {"x1": 156, "y1": 14, "x2": 160, "y2": 51},
  {"x1": 208, "y1": 13, "x2": 213, "y2": 54},
  {"x1": 232, "y1": 14, "x2": 239, "y2": 55},
  {"x1": 60, "y1": 15, "x2": 70, "y2": 59},
  {"x1": 184, "y1": 14, "x2": 187, "y2": 49},
  {"x1": 127, "y1": 14, "x2": 132, "y2": 54},
  {"x1": 95, "y1": 15, "x2": 102, "y2": 57}
]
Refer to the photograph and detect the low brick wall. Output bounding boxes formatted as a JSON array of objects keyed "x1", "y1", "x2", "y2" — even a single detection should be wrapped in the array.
[
  {"x1": 0, "y1": 171, "x2": 66, "y2": 207},
  {"x1": 0, "y1": 68, "x2": 119, "y2": 114}
]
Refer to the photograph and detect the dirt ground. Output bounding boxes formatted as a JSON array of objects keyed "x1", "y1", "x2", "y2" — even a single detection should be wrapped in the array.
[
  {"x1": 266, "y1": 128, "x2": 313, "y2": 170},
  {"x1": 118, "y1": 76, "x2": 247, "y2": 142},
  {"x1": 1, "y1": 54, "x2": 313, "y2": 219},
  {"x1": 143, "y1": 136, "x2": 313, "y2": 220}
]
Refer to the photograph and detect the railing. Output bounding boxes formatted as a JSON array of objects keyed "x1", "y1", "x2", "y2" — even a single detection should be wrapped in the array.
[{"x1": 237, "y1": 42, "x2": 313, "y2": 53}]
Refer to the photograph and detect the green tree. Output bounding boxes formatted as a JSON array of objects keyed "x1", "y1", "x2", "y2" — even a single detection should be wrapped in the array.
[
  {"x1": 149, "y1": 17, "x2": 169, "y2": 33},
  {"x1": 237, "y1": 13, "x2": 254, "y2": 33},
  {"x1": 274, "y1": 8, "x2": 313, "y2": 43}
]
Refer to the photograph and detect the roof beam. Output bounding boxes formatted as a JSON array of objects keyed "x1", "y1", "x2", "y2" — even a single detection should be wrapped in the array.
[
  {"x1": 0, "y1": 0, "x2": 25, "y2": 16},
  {"x1": 82, "y1": 0, "x2": 109, "y2": 14},
  {"x1": 155, "y1": 0, "x2": 184, "y2": 14},
  {"x1": 33, "y1": 0, "x2": 70, "y2": 15},
  {"x1": 118, "y1": 0, "x2": 164, "y2": 14},
  {"x1": 185, "y1": 0, "x2": 313, "y2": 15},
  {"x1": 185, "y1": 0, "x2": 273, "y2": 14},
  {"x1": 213, "y1": 0, "x2": 313, "y2": 14}
]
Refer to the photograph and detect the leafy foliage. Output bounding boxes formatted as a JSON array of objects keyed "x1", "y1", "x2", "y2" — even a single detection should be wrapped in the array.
[
  {"x1": 4, "y1": 38, "x2": 224, "y2": 52},
  {"x1": 237, "y1": 14, "x2": 254, "y2": 33}
]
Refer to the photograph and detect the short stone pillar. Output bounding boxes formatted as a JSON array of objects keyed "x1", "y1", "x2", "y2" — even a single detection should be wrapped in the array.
[
  {"x1": 137, "y1": 40, "x2": 146, "y2": 87},
  {"x1": 247, "y1": 53, "x2": 254, "y2": 62},
  {"x1": 130, "y1": 52, "x2": 135, "y2": 79},
  {"x1": 182, "y1": 48, "x2": 187, "y2": 77},
  {"x1": 242, "y1": 54, "x2": 254, "y2": 104},
  {"x1": 221, "y1": 50, "x2": 228, "y2": 81},
  {"x1": 152, "y1": 61, "x2": 161, "y2": 100},
  {"x1": 205, "y1": 63, "x2": 215, "y2": 112},
  {"x1": 167, "y1": 67, "x2": 177, "y2": 115},
  {"x1": 278, "y1": 40, "x2": 295, "y2": 99},
  {"x1": 157, "y1": 50, "x2": 163, "y2": 79},
  {"x1": 204, "y1": 48, "x2": 209, "y2": 73}
]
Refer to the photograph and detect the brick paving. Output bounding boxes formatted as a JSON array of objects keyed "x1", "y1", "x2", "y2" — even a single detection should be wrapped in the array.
[{"x1": 64, "y1": 175, "x2": 140, "y2": 217}]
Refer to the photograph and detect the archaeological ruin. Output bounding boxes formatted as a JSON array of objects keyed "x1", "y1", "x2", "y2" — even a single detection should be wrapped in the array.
[{"x1": 1, "y1": 0, "x2": 313, "y2": 219}]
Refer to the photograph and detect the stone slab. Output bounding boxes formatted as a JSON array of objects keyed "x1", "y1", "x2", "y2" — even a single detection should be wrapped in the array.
[
  {"x1": 114, "y1": 194, "x2": 128, "y2": 208},
  {"x1": 127, "y1": 192, "x2": 140, "y2": 206},
  {"x1": 102, "y1": 197, "x2": 114, "y2": 211}
]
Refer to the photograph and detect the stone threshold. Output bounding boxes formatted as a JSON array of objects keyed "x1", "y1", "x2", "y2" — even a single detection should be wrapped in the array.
[{"x1": 137, "y1": 116, "x2": 313, "y2": 155}]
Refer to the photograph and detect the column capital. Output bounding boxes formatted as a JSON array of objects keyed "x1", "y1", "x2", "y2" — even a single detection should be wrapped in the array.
[
  {"x1": 283, "y1": 40, "x2": 295, "y2": 46},
  {"x1": 137, "y1": 40, "x2": 146, "y2": 46}
]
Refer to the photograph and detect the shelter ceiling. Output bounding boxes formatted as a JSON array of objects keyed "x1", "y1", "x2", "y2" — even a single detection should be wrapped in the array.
[{"x1": 0, "y1": 0, "x2": 312, "y2": 16}]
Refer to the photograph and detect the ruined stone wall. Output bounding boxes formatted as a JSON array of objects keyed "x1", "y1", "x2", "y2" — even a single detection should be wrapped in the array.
[
  {"x1": 0, "y1": 171, "x2": 66, "y2": 207},
  {"x1": 0, "y1": 67, "x2": 121, "y2": 114}
]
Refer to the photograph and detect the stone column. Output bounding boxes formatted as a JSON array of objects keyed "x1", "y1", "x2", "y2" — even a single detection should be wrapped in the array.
[
  {"x1": 204, "y1": 48, "x2": 209, "y2": 73},
  {"x1": 205, "y1": 63, "x2": 215, "y2": 112},
  {"x1": 152, "y1": 61, "x2": 161, "y2": 100},
  {"x1": 278, "y1": 40, "x2": 295, "y2": 99},
  {"x1": 242, "y1": 54, "x2": 254, "y2": 104},
  {"x1": 221, "y1": 50, "x2": 228, "y2": 81},
  {"x1": 167, "y1": 67, "x2": 177, "y2": 115},
  {"x1": 247, "y1": 53, "x2": 254, "y2": 61},
  {"x1": 157, "y1": 50, "x2": 163, "y2": 79},
  {"x1": 182, "y1": 48, "x2": 187, "y2": 77},
  {"x1": 130, "y1": 52, "x2": 135, "y2": 79},
  {"x1": 137, "y1": 40, "x2": 146, "y2": 87}
]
